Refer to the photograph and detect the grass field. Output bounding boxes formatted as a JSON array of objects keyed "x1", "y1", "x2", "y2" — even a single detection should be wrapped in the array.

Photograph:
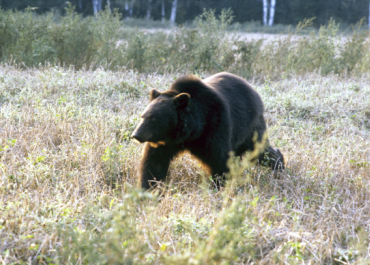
[
  {"x1": 0, "y1": 64, "x2": 369, "y2": 264},
  {"x1": 1, "y1": 5, "x2": 370, "y2": 264}
]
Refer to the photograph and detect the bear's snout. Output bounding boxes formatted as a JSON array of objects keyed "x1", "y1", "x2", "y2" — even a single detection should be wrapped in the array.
[
  {"x1": 131, "y1": 132, "x2": 145, "y2": 143},
  {"x1": 131, "y1": 124, "x2": 153, "y2": 143}
]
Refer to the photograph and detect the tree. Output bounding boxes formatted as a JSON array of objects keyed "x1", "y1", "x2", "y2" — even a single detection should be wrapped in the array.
[
  {"x1": 170, "y1": 0, "x2": 178, "y2": 24},
  {"x1": 161, "y1": 0, "x2": 165, "y2": 21},
  {"x1": 263, "y1": 0, "x2": 268, "y2": 25},
  {"x1": 129, "y1": 0, "x2": 135, "y2": 17},
  {"x1": 0, "y1": 0, "x2": 368, "y2": 27},
  {"x1": 268, "y1": 0, "x2": 276, "y2": 26},
  {"x1": 124, "y1": 0, "x2": 129, "y2": 17},
  {"x1": 122, "y1": 0, "x2": 134, "y2": 18},
  {"x1": 147, "y1": 0, "x2": 152, "y2": 20},
  {"x1": 92, "y1": 0, "x2": 102, "y2": 14},
  {"x1": 263, "y1": 0, "x2": 276, "y2": 26}
]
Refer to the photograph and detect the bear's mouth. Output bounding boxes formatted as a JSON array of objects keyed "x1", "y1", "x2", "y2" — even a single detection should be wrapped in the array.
[{"x1": 148, "y1": 141, "x2": 166, "y2": 148}]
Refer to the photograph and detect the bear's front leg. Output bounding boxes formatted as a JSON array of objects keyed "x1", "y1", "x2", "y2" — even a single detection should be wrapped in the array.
[{"x1": 138, "y1": 143, "x2": 179, "y2": 190}]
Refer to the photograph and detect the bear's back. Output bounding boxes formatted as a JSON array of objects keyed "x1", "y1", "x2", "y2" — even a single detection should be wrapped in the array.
[
  {"x1": 204, "y1": 72, "x2": 264, "y2": 120},
  {"x1": 204, "y1": 72, "x2": 265, "y2": 148}
]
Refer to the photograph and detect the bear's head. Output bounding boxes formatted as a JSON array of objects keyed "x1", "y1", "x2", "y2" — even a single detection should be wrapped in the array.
[{"x1": 131, "y1": 88, "x2": 190, "y2": 146}]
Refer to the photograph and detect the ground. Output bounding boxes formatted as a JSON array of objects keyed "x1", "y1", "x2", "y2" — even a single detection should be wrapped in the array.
[{"x1": 0, "y1": 66, "x2": 369, "y2": 264}]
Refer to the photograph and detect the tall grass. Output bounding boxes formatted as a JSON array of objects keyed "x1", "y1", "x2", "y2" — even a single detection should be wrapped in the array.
[
  {"x1": 0, "y1": 65, "x2": 369, "y2": 263},
  {"x1": 0, "y1": 7, "x2": 370, "y2": 78},
  {"x1": 0, "y1": 6, "x2": 370, "y2": 264}
]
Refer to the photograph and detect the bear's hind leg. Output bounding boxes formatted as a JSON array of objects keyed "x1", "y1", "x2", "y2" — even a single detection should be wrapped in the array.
[{"x1": 258, "y1": 145, "x2": 285, "y2": 170}]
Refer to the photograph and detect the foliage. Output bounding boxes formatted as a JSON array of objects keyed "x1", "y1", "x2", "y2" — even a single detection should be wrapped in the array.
[
  {"x1": 57, "y1": 190, "x2": 155, "y2": 264},
  {"x1": 1, "y1": 8, "x2": 370, "y2": 77},
  {"x1": 0, "y1": 7, "x2": 55, "y2": 65},
  {"x1": 1, "y1": 0, "x2": 369, "y2": 27},
  {"x1": 0, "y1": 4, "x2": 125, "y2": 69}
]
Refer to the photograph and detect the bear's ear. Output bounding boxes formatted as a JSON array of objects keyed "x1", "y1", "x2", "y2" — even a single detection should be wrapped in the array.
[
  {"x1": 173, "y1": 93, "x2": 190, "y2": 109},
  {"x1": 150, "y1": 89, "x2": 161, "y2": 101}
]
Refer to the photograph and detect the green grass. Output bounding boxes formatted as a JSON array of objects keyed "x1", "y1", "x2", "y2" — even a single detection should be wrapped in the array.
[
  {"x1": 0, "y1": 6, "x2": 370, "y2": 264},
  {"x1": 0, "y1": 65, "x2": 369, "y2": 264}
]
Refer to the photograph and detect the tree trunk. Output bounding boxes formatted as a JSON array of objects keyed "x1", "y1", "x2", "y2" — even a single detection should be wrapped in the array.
[
  {"x1": 125, "y1": 0, "x2": 129, "y2": 18},
  {"x1": 268, "y1": 0, "x2": 276, "y2": 26},
  {"x1": 262, "y1": 0, "x2": 268, "y2": 26},
  {"x1": 369, "y1": 1, "x2": 370, "y2": 28},
  {"x1": 147, "y1": 0, "x2": 152, "y2": 20},
  {"x1": 92, "y1": 0, "x2": 99, "y2": 14},
  {"x1": 170, "y1": 0, "x2": 178, "y2": 24},
  {"x1": 107, "y1": 0, "x2": 111, "y2": 12},
  {"x1": 129, "y1": 0, "x2": 135, "y2": 17},
  {"x1": 161, "y1": 0, "x2": 165, "y2": 22},
  {"x1": 98, "y1": 0, "x2": 102, "y2": 12},
  {"x1": 79, "y1": 0, "x2": 82, "y2": 10}
]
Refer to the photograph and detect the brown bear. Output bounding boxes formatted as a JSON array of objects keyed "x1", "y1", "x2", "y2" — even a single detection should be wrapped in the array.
[{"x1": 132, "y1": 72, "x2": 284, "y2": 189}]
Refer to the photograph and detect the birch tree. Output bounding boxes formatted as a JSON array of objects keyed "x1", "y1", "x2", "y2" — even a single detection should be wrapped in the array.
[
  {"x1": 147, "y1": 0, "x2": 152, "y2": 20},
  {"x1": 129, "y1": 0, "x2": 135, "y2": 17},
  {"x1": 170, "y1": 0, "x2": 178, "y2": 24},
  {"x1": 369, "y1": 1, "x2": 370, "y2": 28},
  {"x1": 125, "y1": 0, "x2": 129, "y2": 18},
  {"x1": 161, "y1": 0, "x2": 165, "y2": 22},
  {"x1": 92, "y1": 0, "x2": 102, "y2": 14},
  {"x1": 92, "y1": 0, "x2": 97, "y2": 14},
  {"x1": 268, "y1": 0, "x2": 276, "y2": 26},
  {"x1": 263, "y1": 0, "x2": 268, "y2": 25},
  {"x1": 262, "y1": 0, "x2": 276, "y2": 26},
  {"x1": 123, "y1": 0, "x2": 135, "y2": 18},
  {"x1": 107, "y1": 0, "x2": 112, "y2": 12}
]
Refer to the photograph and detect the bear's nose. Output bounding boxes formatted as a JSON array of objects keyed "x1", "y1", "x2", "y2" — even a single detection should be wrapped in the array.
[{"x1": 131, "y1": 132, "x2": 144, "y2": 143}]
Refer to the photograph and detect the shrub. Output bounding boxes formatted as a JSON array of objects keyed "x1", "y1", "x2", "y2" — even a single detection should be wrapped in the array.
[
  {"x1": 0, "y1": 4, "x2": 124, "y2": 69},
  {"x1": 0, "y1": 8, "x2": 56, "y2": 65},
  {"x1": 49, "y1": 5, "x2": 97, "y2": 69},
  {"x1": 1, "y1": 7, "x2": 370, "y2": 77}
]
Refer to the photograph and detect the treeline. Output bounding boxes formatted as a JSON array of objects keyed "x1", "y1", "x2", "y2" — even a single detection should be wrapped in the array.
[
  {"x1": 1, "y1": 7, "x2": 369, "y2": 79},
  {"x1": 0, "y1": 0, "x2": 369, "y2": 27}
]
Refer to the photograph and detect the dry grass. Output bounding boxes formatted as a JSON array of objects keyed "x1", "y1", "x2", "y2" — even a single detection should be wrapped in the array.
[{"x1": 0, "y1": 65, "x2": 369, "y2": 264}]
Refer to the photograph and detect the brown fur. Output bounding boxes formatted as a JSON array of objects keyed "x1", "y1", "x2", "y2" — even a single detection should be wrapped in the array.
[
  {"x1": 132, "y1": 72, "x2": 285, "y2": 190},
  {"x1": 148, "y1": 141, "x2": 166, "y2": 148}
]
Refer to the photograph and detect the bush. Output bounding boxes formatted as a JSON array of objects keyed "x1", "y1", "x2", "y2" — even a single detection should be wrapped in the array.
[
  {"x1": 0, "y1": 4, "x2": 124, "y2": 69},
  {"x1": 0, "y1": 7, "x2": 370, "y2": 77},
  {"x1": 57, "y1": 190, "x2": 156, "y2": 264},
  {"x1": 50, "y1": 5, "x2": 97, "y2": 69},
  {"x1": 0, "y1": 7, "x2": 56, "y2": 65}
]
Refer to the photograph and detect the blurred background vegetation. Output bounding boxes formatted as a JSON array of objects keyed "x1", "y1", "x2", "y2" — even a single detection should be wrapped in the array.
[
  {"x1": 0, "y1": 4, "x2": 369, "y2": 79},
  {"x1": 0, "y1": 0, "x2": 369, "y2": 27}
]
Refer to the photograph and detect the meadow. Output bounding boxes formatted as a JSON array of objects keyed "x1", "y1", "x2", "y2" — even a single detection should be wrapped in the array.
[{"x1": 0, "y1": 7, "x2": 370, "y2": 265}]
